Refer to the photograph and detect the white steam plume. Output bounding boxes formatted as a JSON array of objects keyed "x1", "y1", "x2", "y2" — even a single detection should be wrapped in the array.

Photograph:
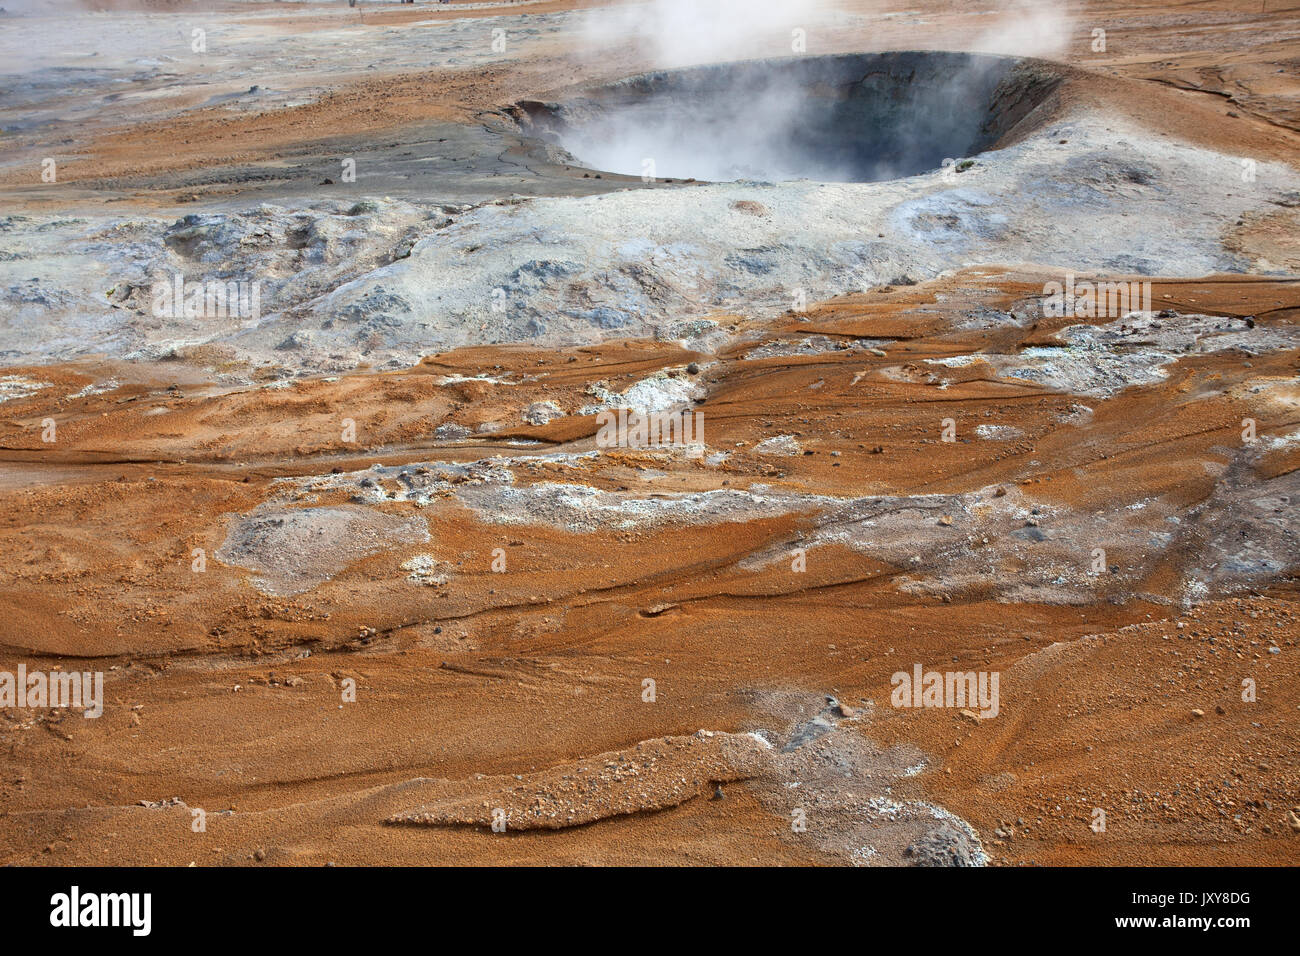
[{"x1": 583, "y1": 0, "x2": 834, "y2": 69}]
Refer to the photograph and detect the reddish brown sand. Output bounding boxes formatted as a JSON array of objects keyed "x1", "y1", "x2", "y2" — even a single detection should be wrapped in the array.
[
  {"x1": 0, "y1": 0, "x2": 1298, "y2": 865},
  {"x1": 4, "y1": 0, "x2": 1300, "y2": 200},
  {"x1": 1, "y1": 271, "x2": 1296, "y2": 865}
]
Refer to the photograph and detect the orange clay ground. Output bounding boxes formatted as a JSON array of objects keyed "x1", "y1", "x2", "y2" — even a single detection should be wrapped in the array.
[
  {"x1": 0, "y1": 270, "x2": 1296, "y2": 865},
  {"x1": 1, "y1": 0, "x2": 1298, "y2": 865}
]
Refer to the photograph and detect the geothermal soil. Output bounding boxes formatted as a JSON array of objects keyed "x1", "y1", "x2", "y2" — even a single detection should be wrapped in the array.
[{"x1": 0, "y1": 0, "x2": 1298, "y2": 866}]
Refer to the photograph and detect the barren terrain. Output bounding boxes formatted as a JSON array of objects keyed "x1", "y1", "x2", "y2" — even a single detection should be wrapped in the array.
[{"x1": 0, "y1": 0, "x2": 1297, "y2": 866}]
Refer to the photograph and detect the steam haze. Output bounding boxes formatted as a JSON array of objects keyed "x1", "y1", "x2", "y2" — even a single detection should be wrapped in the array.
[
  {"x1": 562, "y1": 1, "x2": 1074, "y2": 183},
  {"x1": 584, "y1": 0, "x2": 832, "y2": 68}
]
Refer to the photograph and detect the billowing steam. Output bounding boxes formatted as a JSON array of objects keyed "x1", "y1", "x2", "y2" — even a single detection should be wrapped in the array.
[
  {"x1": 969, "y1": 0, "x2": 1076, "y2": 58},
  {"x1": 564, "y1": 0, "x2": 1074, "y2": 183},
  {"x1": 583, "y1": 0, "x2": 831, "y2": 69},
  {"x1": 545, "y1": 52, "x2": 1035, "y2": 183}
]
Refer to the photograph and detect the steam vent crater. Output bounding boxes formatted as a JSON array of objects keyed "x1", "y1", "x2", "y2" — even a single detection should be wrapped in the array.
[{"x1": 516, "y1": 51, "x2": 1063, "y2": 183}]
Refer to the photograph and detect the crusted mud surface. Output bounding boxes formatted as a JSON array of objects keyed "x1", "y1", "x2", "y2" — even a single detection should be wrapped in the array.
[
  {"x1": 0, "y1": 0, "x2": 1298, "y2": 866},
  {"x1": 1, "y1": 271, "x2": 1296, "y2": 865}
]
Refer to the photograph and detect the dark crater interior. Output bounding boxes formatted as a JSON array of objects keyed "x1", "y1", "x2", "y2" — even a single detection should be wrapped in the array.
[{"x1": 514, "y1": 51, "x2": 1064, "y2": 184}]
